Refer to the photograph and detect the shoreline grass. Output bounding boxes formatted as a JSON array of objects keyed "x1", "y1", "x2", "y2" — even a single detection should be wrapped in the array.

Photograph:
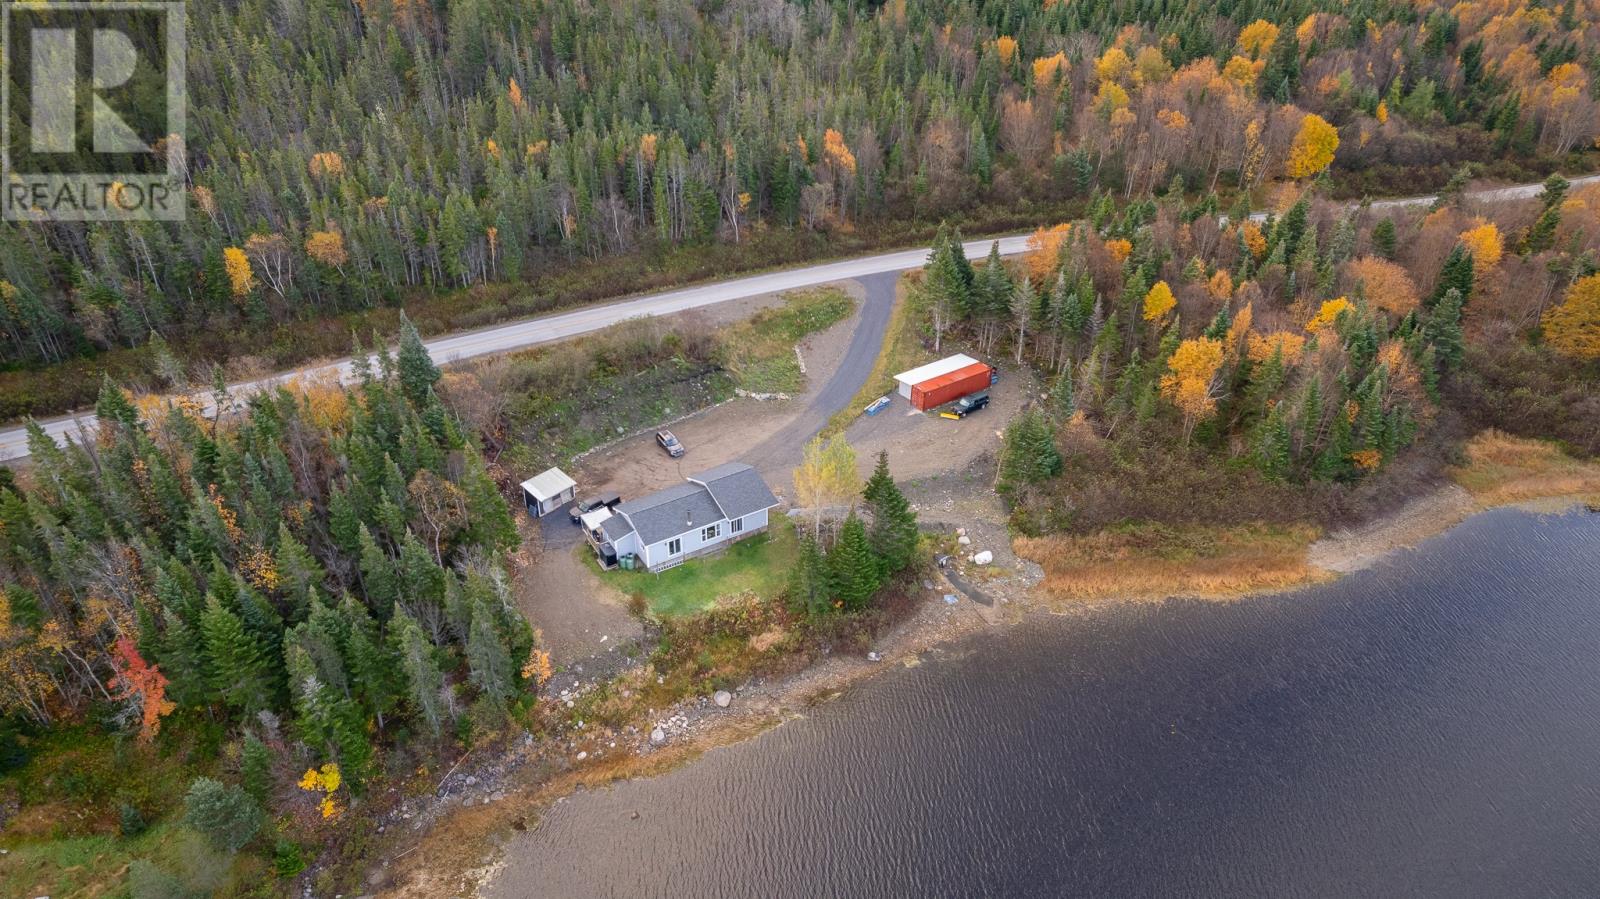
[
  {"x1": 1449, "y1": 430, "x2": 1600, "y2": 508},
  {"x1": 1016, "y1": 522, "x2": 1326, "y2": 603}
]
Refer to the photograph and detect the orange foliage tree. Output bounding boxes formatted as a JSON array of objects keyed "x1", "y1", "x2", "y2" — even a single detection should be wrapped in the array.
[
  {"x1": 109, "y1": 637, "x2": 176, "y2": 742},
  {"x1": 1023, "y1": 223, "x2": 1071, "y2": 281},
  {"x1": 1344, "y1": 257, "x2": 1418, "y2": 317}
]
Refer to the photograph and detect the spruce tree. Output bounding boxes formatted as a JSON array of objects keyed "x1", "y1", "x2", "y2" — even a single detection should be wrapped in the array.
[
  {"x1": 466, "y1": 594, "x2": 516, "y2": 709},
  {"x1": 1423, "y1": 287, "x2": 1465, "y2": 371},
  {"x1": 200, "y1": 594, "x2": 277, "y2": 716},
  {"x1": 396, "y1": 314, "x2": 441, "y2": 407},
  {"x1": 1428, "y1": 245, "x2": 1474, "y2": 308},
  {"x1": 1000, "y1": 410, "x2": 1063, "y2": 490},
  {"x1": 787, "y1": 533, "x2": 831, "y2": 618},
  {"x1": 390, "y1": 607, "x2": 446, "y2": 737},
  {"x1": 827, "y1": 514, "x2": 879, "y2": 612},
  {"x1": 339, "y1": 594, "x2": 398, "y2": 729},
  {"x1": 240, "y1": 732, "x2": 273, "y2": 804},
  {"x1": 183, "y1": 777, "x2": 263, "y2": 853},
  {"x1": 862, "y1": 451, "x2": 919, "y2": 576}
]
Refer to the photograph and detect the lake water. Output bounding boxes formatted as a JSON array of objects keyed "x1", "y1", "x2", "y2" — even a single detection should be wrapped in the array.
[{"x1": 487, "y1": 507, "x2": 1600, "y2": 898}]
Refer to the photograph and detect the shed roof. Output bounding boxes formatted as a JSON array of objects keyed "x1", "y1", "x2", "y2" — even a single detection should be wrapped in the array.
[
  {"x1": 690, "y1": 463, "x2": 780, "y2": 520},
  {"x1": 579, "y1": 507, "x2": 614, "y2": 531},
  {"x1": 520, "y1": 467, "x2": 577, "y2": 501},
  {"x1": 614, "y1": 482, "x2": 725, "y2": 546},
  {"x1": 894, "y1": 354, "x2": 982, "y2": 387}
]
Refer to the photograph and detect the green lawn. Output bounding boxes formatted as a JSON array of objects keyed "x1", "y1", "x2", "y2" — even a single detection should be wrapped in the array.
[{"x1": 595, "y1": 514, "x2": 799, "y2": 617}]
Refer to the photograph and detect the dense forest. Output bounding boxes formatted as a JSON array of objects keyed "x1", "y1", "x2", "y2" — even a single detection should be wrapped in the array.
[
  {"x1": 3, "y1": 0, "x2": 1599, "y2": 414},
  {"x1": 0, "y1": 323, "x2": 538, "y2": 865},
  {"x1": 914, "y1": 173, "x2": 1600, "y2": 540}
]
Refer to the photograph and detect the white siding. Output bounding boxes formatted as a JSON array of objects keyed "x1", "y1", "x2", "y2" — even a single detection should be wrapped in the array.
[
  {"x1": 742, "y1": 508, "x2": 770, "y2": 531},
  {"x1": 643, "y1": 517, "x2": 728, "y2": 567}
]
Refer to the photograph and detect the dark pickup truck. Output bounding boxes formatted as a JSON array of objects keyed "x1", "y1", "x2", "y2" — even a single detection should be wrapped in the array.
[
  {"x1": 569, "y1": 492, "x2": 623, "y2": 524},
  {"x1": 940, "y1": 391, "x2": 990, "y2": 419}
]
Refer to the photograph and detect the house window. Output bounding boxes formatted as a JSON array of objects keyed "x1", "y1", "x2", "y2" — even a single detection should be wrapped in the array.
[
  {"x1": 700, "y1": 523, "x2": 720, "y2": 542},
  {"x1": 730, "y1": 517, "x2": 744, "y2": 534},
  {"x1": 667, "y1": 538, "x2": 681, "y2": 556}
]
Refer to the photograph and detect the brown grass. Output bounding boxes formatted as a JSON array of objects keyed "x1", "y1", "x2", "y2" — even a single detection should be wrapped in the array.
[
  {"x1": 1450, "y1": 430, "x2": 1600, "y2": 507},
  {"x1": 1016, "y1": 522, "x2": 1326, "y2": 602}
]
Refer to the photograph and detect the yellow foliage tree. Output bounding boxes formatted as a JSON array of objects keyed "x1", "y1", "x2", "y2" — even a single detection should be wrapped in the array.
[
  {"x1": 1094, "y1": 46, "x2": 1132, "y2": 83},
  {"x1": 1033, "y1": 52, "x2": 1068, "y2": 88},
  {"x1": 1094, "y1": 81, "x2": 1130, "y2": 115},
  {"x1": 1304, "y1": 297, "x2": 1354, "y2": 332},
  {"x1": 1240, "y1": 221, "x2": 1267, "y2": 259},
  {"x1": 1375, "y1": 100, "x2": 1389, "y2": 124},
  {"x1": 1286, "y1": 114, "x2": 1339, "y2": 179},
  {"x1": 1104, "y1": 238, "x2": 1132, "y2": 264},
  {"x1": 1237, "y1": 20, "x2": 1280, "y2": 58},
  {"x1": 306, "y1": 230, "x2": 348, "y2": 271},
  {"x1": 1457, "y1": 220, "x2": 1503, "y2": 271},
  {"x1": 793, "y1": 434, "x2": 860, "y2": 538},
  {"x1": 223, "y1": 247, "x2": 256, "y2": 297},
  {"x1": 1247, "y1": 331, "x2": 1307, "y2": 365},
  {"x1": 994, "y1": 36, "x2": 1018, "y2": 66},
  {"x1": 1222, "y1": 55, "x2": 1260, "y2": 88},
  {"x1": 1160, "y1": 338, "x2": 1226, "y2": 441},
  {"x1": 1542, "y1": 273, "x2": 1600, "y2": 360},
  {"x1": 1134, "y1": 46, "x2": 1173, "y2": 83},
  {"x1": 822, "y1": 128, "x2": 856, "y2": 176},
  {"x1": 308, "y1": 152, "x2": 344, "y2": 178},
  {"x1": 1143, "y1": 280, "x2": 1177, "y2": 320}
]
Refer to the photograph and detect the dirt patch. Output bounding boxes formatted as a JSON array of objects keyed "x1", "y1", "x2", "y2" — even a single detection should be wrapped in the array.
[
  {"x1": 843, "y1": 359, "x2": 1034, "y2": 482},
  {"x1": 514, "y1": 519, "x2": 644, "y2": 667}
]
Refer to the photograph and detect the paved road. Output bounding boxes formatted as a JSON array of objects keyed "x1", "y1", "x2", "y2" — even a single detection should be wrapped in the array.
[
  {"x1": 4, "y1": 172, "x2": 1595, "y2": 462},
  {"x1": 741, "y1": 271, "x2": 901, "y2": 476}
]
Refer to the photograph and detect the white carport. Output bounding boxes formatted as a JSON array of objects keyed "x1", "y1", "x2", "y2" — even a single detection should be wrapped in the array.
[{"x1": 520, "y1": 467, "x2": 577, "y2": 517}]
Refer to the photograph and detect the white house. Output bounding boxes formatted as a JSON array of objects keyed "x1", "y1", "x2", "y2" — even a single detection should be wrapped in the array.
[
  {"x1": 596, "y1": 463, "x2": 780, "y2": 571},
  {"x1": 520, "y1": 467, "x2": 577, "y2": 517}
]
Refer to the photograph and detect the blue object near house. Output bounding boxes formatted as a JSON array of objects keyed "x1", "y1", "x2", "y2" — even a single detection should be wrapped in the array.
[{"x1": 865, "y1": 395, "x2": 891, "y2": 416}]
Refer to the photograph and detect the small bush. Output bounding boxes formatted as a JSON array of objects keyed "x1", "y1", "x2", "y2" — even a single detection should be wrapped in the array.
[
  {"x1": 119, "y1": 801, "x2": 148, "y2": 837},
  {"x1": 182, "y1": 777, "x2": 263, "y2": 853}
]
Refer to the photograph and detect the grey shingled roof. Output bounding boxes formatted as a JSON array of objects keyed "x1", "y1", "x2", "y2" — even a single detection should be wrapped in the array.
[
  {"x1": 691, "y1": 463, "x2": 780, "y2": 521},
  {"x1": 613, "y1": 482, "x2": 726, "y2": 546},
  {"x1": 598, "y1": 513, "x2": 635, "y2": 544}
]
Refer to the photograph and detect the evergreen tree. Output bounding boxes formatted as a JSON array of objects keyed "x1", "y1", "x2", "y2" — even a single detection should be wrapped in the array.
[
  {"x1": 182, "y1": 777, "x2": 263, "y2": 853},
  {"x1": 240, "y1": 732, "x2": 273, "y2": 804},
  {"x1": 827, "y1": 514, "x2": 879, "y2": 612},
  {"x1": 1519, "y1": 175, "x2": 1569, "y2": 255},
  {"x1": 861, "y1": 451, "x2": 919, "y2": 577},
  {"x1": 395, "y1": 314, "x2": 441, "y2": 407},
  {"x1": 389, "y1": 608, "x2": 446, "y2": 737},
  {"x1": 999, "y1": 410, "x2": 1063, "y2": 490},
  {"x1": 1428, "y1": 245, "x2": 1474, "y2": 308},
  {"x1": 200, "y1": 594, "x2": 277, "y2": 716},
  {"x1": 787, "y1": 533, "x2": 831, "y2": 618},
  {"x1": 340, "y1": 595, "x2": 398, "y2": 729},
  {"x1": 466, "y1": 594, "x2": 516, "y2": 709},
  {"x1": 1423, "y1": 287, "x2": 1465, "y2": 371}
]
